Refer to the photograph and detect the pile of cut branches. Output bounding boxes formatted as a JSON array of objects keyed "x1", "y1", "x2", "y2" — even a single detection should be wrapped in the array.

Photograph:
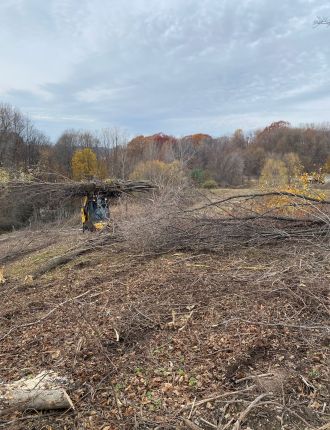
[
  {"x1": 0, "y1": 179, "x2": 155, "y2": 203},
  {"x1": 0, "y1": 179, "x2": 156, "y2": 231},
  {"x1": 119, "y1": 191, "x2": 330, "y2": 254}
]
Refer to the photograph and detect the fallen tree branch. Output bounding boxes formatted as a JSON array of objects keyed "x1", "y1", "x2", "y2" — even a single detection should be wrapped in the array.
[
  {"x1": 234, "y1": 372, "x2": 274, "y2": 384},
  {"x1": 214, "y1": 317, "x2": 328, "y2": 331},
  {"x1": 178, "y1": 385, "x2": 256, "y2": 414},
  {"x1": 32, "y1": 234, "x2": 119, "y2": 277},
  {"x1": 182, "y1": 418, "x2": 203, "y2": 430},
  {"x1": 232, "y1": 393, "x2": 270, "y2": 430},
  {"x1": 188, "y1": 191, "x2": 330, "y2": 213}
]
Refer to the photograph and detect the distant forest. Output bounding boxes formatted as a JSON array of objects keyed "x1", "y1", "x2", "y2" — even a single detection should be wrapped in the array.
[{"x1": 0, "y1": 103, "x2": 329, "y2": 186}]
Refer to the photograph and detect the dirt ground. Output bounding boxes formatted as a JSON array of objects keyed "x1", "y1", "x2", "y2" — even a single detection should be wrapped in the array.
[{"x1": 0, "y1": 221, "x2": 329, "y2": 429}]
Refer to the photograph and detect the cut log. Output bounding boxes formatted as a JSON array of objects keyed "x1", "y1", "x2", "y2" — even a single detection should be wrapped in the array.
[
  {"x1": 32, "y1": 234, "x2": 116, "y2": 277},
  {"x1": 0, "y1": 371, "x2": 74, "y2": 412},
  {"x1": 1, "y1": 388, "x2": 74, "y2": 411}
]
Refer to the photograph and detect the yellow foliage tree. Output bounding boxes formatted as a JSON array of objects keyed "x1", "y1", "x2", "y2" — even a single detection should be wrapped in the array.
[
  {"x1": 130, "y1": 160, "x2": 186, "y2": 188},
  {"x1": 0, "y1": 168, "x2": 10, "y2": 183},
  {"x1": 258, "y1": 157, "x2": 324, "y2": 216},
  {"x1": 71, "y1": 148, "x2": 98, "y2": 180},
  {"x1": 259, "y1": 158, "x2": 288, "y2": 189},
  {"x1": 283, "y1": 152, "x2": 302, "y2": 185}
]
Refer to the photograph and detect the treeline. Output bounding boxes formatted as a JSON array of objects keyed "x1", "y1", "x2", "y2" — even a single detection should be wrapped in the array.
[
  {"x1": 0, "y1": 104, "x2": 50, "y2": 171},
  {"x1": 0, "y1": 103, "x2": 329, "y2": 186}
]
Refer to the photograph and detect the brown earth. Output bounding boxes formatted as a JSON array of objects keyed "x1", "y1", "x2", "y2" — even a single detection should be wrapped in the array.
[{"x1": 0, "y1": 226, "x2": 329, "y2": 430}]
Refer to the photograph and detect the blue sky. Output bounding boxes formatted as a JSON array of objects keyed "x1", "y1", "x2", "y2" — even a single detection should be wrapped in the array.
[{"x1": 1, "y1": 0, "x2": 330, "y2": 141}]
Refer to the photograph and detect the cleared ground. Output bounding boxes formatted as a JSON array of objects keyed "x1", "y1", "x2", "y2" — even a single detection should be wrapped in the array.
[{"x1": 0, "y1": 216, "x2": 329, "y2": 430}]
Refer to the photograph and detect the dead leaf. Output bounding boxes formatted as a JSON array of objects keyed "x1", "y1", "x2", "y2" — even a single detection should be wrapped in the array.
[
  {"x1": 24, "y1": 274, "x2": 34, "y2": 284},
  {"x1": 0, "y1": 266, "x2": 6, "y2": 284},
  {"x1": 161, "y1": 383, "x2": 173, "y2": 393}
]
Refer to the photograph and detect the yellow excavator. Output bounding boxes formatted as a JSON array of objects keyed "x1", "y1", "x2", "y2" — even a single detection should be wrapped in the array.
[
  {"x1": 79, "y1": 180, "x2": 155, "y2": 232},
  {"x1": 81, "y1": 193, "x2": 110, "y2": 232}
]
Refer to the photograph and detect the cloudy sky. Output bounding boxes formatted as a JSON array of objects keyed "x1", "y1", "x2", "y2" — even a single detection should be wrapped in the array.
[{"x1": 0, "y1": 0, "x2": 330, "y2": 140}]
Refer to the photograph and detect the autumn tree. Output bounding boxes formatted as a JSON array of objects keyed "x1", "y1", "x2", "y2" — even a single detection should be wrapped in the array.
[
  {"x1": 175, "y1": 134, "x2": 211, "y2": 169},
  {"x1": 258, "y1": 157, "x2": 325, "y2": 217},
  {"x1": 259, "y1": 158, "x2": 288, "y2": 189},
  {"x1": 71, "y1": 148, "x2": 98, "y2": 180},
  {"x1": 283, "y1": 152, "x2": 302, "y2": 185},
  {"x1": 130, "y1": 160, "x2": 186, "y2": 188}
]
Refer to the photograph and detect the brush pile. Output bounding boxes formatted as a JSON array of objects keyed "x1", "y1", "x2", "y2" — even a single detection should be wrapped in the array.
[
  {"x1": 0, "y1": 179, "x2": 156, "y2": 231},
  {"x1": 119, "y1": 191, "x2": 330, "y2": 254},
  {"x1": 0, "y1": 179, "x2": 155, "y2": 202}
]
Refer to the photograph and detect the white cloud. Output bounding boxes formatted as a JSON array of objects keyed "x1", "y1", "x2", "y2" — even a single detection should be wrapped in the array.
[
  {"x1": 76, "y1": 85, "x2": 136, "y2": 103},
  {"x1": 0, "y1": 0, "x2": 330, "y2": 139}
]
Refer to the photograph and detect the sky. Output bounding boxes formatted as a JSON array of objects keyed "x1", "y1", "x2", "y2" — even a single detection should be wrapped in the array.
[{"x1": 0, "y1": 0, "x2": 330, "y2": 141}]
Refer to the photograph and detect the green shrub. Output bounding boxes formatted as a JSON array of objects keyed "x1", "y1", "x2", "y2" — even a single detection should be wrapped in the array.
[
  {"x1": 202, "y1": 179, "x2": 217, "y2": 189},
  {"x1": 191, "y1": 168, "x2": 205, "y2": 185}
]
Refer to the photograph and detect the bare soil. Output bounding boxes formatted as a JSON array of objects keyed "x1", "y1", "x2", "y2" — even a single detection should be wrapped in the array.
[{"x1": 0, "y1": 226, "x2": 329, "y2": 430}]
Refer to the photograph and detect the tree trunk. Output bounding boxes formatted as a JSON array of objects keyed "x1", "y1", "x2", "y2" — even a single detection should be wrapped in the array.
[{"x1": 1, "y1": 388, "x2": 74, "y2": 411}]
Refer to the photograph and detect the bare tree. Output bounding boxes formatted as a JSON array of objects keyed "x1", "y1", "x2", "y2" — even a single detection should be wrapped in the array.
[
  {"x1": 0, "y1": 103, "x2": 48, "y2": 170},
  {"x1": 99, "y1": 127, "x2": 128, "y2": 178},
  {"x1": 314, "y1": 16, "x2": 330, "y2": 26},
  {"x1": 53, "y1": 130, "x2": 78, "y2": 177},
  {"x1": 117, "y1": 143, "x2": 129, "y2": 179},
  {"x1": 171, "y1": 137, "x2": 196, "y2": 167},
  {"x1": 77, "y1": 131, "x2": 99, "y2": 149}
]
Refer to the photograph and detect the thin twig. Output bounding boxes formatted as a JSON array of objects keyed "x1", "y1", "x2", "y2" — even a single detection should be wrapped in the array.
[
  {"x1": 179, "y1": 385, "x2": 256, "y2": 414},
  {"x1": 232, "y1": 393, "x2": 270, "y2": 430}
]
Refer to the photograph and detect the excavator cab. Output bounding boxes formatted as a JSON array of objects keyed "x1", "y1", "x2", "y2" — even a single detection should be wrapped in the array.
[{"x1": 81, "y1": 193, "x2": 110, "y2": 232}]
